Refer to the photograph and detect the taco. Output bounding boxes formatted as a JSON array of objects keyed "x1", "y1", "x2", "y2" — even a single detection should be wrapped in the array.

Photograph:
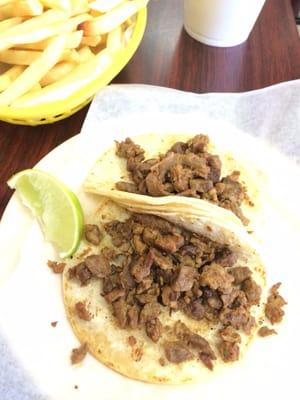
[
  {"x1": 83, "y1": 133, "x2": 268, "y2": 228},
  {"x1": 63, "y1": 197, "x2": 267, "y2": 384}
]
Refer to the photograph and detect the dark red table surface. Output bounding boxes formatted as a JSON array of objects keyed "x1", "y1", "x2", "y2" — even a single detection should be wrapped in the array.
[{"x1": 0, "y1": 0, "x2": 299, "y2": 218}]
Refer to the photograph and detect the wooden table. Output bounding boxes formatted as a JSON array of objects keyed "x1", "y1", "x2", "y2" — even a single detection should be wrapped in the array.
[{"x1": 0, "y1": 0, "x2": 299, "y2": 217}]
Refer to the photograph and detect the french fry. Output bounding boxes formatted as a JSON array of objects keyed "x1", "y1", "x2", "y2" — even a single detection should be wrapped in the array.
[
  {"x1": 106, "y1": 26, "x2": 121, "y2": 51},
  {"x1": 26, "y1": 82, "x2": 41, "y2": 93},
  {"x1": 0, "y1": 17, "x2": 24, "y2": 32},
  {"x1": 81, "y1": 34, "x2": 101, "y2": 47},
  {"x1": 0, "y1": 0, "x2": 145, "y2": 107},
  {"x1": 70, "y1": 0, "x2": 89, "y2": 15},
  {"x1": 14, "y1": 30, "x2": 83, "y2": 50},
  {"x1": 89, "y1": 0, "x2": 124, "y2": 13},
  {"x1": 13, "y1": 49, "x2": 112, "y2": 107},
  {"x1": 61, "y1": 48, "x2": 80, "y2": 62},
  {"x1": 40, "y1": 60, "x2": 75, "y2": 86},
  {"x1": 0, "y1": 13, "x2": 90, "y2": 51},
  {"x1": 0, "y1": 34, "x2": 67, "y2": 105},
  {"x1": 0, "y1": 0, "x2": 43, "y2": 20},
  {"x1": 0, "y1": 9, "x2": 68, "y2": 39},
  {"x1": 0, "y1": 49, "x2": 42, "y2": 65},
  {"x1": 40, "y1": 0, "x2": 71, "y2": 12},
  {"x1": 0, "y1": 0, "x2": 15, "y2": 6},
  {"x1": 77, "y1": 45, "x2": 94, "y2": 62},
  {"x1": 0, "y1": 65, "x2": 25, "y2": 91},
  {"x1": 82, "y1": 0, "x2": 148, "y2": 35},
  {"x1": 0, "y1": 47, "x2": 80, "y2": 64}
]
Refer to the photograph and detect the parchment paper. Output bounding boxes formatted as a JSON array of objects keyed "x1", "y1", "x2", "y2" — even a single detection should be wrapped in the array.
[
  {"x1": 1, "y1": 81, "x2": 299, "y2": 400},
  {"x1": 82, "y1": 80, "x2": 300, "y2": 164}
]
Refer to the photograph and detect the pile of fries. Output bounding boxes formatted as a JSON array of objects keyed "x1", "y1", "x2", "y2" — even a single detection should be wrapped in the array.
[{"x1": 0, "y1": 0, "x2": 148, "y2": 107}]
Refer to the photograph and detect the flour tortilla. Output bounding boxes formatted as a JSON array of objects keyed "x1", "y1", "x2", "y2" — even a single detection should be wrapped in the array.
[
  {"x1": 63, "y1": 199, "x2": 267, "y2": 384},
  {"x1": 83, "y1": 132, "x2": 268, "y2": 229}
]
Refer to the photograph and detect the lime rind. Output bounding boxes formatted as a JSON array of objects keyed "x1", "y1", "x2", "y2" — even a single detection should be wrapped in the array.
[{"x1": 7, "y1": 168, "x2": 84, "y2": 258}]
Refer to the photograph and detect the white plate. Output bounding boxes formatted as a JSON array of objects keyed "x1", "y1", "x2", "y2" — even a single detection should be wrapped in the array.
[{"x1": 0, "y1": 115, "x2": 300, "y2": 400}]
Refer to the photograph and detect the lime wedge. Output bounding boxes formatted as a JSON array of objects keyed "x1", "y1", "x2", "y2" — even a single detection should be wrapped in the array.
[{"x1": 7, "y1": 169, "x2": 84, "y2": 258}]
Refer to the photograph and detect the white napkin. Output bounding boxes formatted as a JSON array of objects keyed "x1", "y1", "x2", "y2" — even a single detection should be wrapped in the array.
[
  {"x1": 1, "y1": 81, "x2": 299, "y2": 400},
  {"x1": 82, "y1": 80, "x2": 300, "y2": 164}
]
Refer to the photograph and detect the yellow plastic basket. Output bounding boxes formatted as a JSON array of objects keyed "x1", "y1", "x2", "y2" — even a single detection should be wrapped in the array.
[{"x1": 0, "y1": 8, "x2": 147, "y2": 126}]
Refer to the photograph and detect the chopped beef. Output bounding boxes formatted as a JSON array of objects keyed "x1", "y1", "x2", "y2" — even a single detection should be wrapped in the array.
[
  {"x1": 265, "y1": 283, "x2": 287, "y2": 324},
  {"x1": 161, "y1": 286, "x2": 178, "y2": 308},
  {"x1": 69, "y1": 207, "x2": 282, "y2": 369},
  {"x1": 172, "y1": 266, "x2": 195, "y2": 292},
  {"x1": 115, "y1": 136, "x2": 250, "y2": 224},
  {"x1": 84, "y1": 224, "x2": 102, "y2": 245},
  {"x1": 101, "y1": 247, "x2": 118, "y2": 261},
  {"x1": 133, "y1": 235, "x2": 147, "y2": 254},
  {"x1": 174, "y1": 321, "x2": 216, "y2": 369},
  {"x1": 190, "y1": 178, "x2": 213, "y2": 193},
  {"x1": 120, "y1": 262, "x2": 136, "y2": 290},
  {"x1": 104, "y1": 288, "x2": 125, "y2": 303},
  {"x1": 183, "y1": 300, "x2": 205, "y2": 320},
  {"x1": 199, "y1": 353, "x2": 214, "y2": 370},
  {"x1": 258, "y1": 326, "x2": 277, "y2": 337},
  {"x1": 136, "y1": 293, "x2": 157, "y2": 304},
  {"x1": 218, "y1": 341, "x2": 240, "y2": 362},
  {"x1": 257, "y1": 326, "x2": 277, "y2": 337},
  {"x1": 145, "y1": 172, "x2": 169, "y2": 196},
  {"x1": 116, "y1": 137, "x2": 145, "y2": 161},
  {"x1": 145, "y1": 318, "x2": 162, "y2": 342},
  {"x1": 127, "y1": 304, "x2": 140, "y2": 328},
  {"x1": 71, "y1": 343, "x2": 87, "y2": 364},
  {"x1": 47, "y1": 260, "x2": 65, "y2": 273},
  {"x1": 229, "y1": 266, "x2": 252, "y2": 285},
  {"x1": 75, "y1": 302, "x2": 92, "y2": 321},
  {"x1": 241, "y1": 278, "x2": 261, "y2": 305},
  {"x1": 218, "y1": 326, "x2": 241, "y2": 344},
  {"x1": 200, "y1": 263, "x2": 234, "y2": 293},
  {"x1": 215, "y1": 248, "x2": 237, "y2": 268},
  {"x1": 188, "y1": 333, "x2": 216, "y2": 360},
  {"x1": 220, "y1": 306, "x2": 255, "y2": 334},
  {"x1": 188, "y1": 134, "x2": 209, "y2": 153},
  {"x1": 170, "y1": 165, "x2": 192, "y2": 192},
  {"x1": 142, "y1": 227, "x2": 159, "y2": 246},
  {"x1": 151, "y1": 249, "x2": 173, "y2": 270},
  {"x1": 169, "y1": 141, "x2": 188, "y2": 154},
  {"x1": 115, "y1": 181, "x2": 138, "y2": 193},
  {"x1": 113, "y1": 298, "x2": 128, "y2": 328},
  {"x1": 105, "y1": 220, "x2": 132, "y2": 247},
  {"x1": 130, "y1": 252, "x2": 153, "y2": 282},
  {"x1": 207, "y1": 294, "x2": 223, "y2": 310},
  {"x1": 206, "y1": 155, "x2": 222, "y2": 183},
  {"x1": 221, "y1": 289, "x2": 248, "y2": 308},
  {"x1": 136, "y1": 278, "x2": 152, "y2": 294},
  {"x1": 154, "y1": 234, "x2": 185, "y2": 253},
  {"x1": 69, "y1": 262, "x2": 92, "y2": 286},
  {"x1": 164, "y1": 341, "x2": 194, "y2": 363},
  {"x1": 218, "y1": 326, "x2": 241, "y2": 362},
  {"x1": 85, "y1": 254, "x2": 110, "y2": 278},
  {"x1": 140, "y1": 302, "x2": 161, "y2": 323}
]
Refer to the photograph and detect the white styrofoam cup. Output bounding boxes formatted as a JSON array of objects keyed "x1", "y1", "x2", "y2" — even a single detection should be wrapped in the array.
[{"x1": 184, "y1": 0, "x2": 266, "y2": 47}]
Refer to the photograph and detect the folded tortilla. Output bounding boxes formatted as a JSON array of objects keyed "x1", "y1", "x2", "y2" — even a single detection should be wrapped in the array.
[
  {"x1": 63, "y1": 198, "x2": 266, "y2": 384},
  {"x1": 83, "y1": 132, "x2": 268, "y2": 230}
]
